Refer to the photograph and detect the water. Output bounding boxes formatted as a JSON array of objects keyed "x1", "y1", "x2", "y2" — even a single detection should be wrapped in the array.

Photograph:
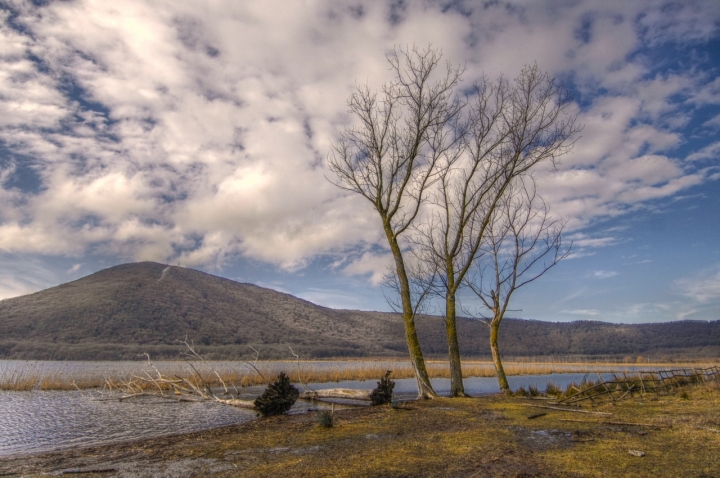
[
  {"x1": 0, "y1": 391, "x2": 256, "y2": 457},
  {"x1": 0, "y1": 360, "x2": 663, "y2": 458},
  {"x1": 307, "y1": 372, "x2": 617, "y2": 399}
]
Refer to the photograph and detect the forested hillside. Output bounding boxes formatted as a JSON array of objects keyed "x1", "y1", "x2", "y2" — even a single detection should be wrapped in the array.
[{"x1": 0, "y1": 262, "x2": 718, "y2": 360}]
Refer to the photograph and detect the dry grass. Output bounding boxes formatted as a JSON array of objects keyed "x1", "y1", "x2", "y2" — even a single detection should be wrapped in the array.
[
  {"x1": 0, "y1": 362, "x2": 105, "y2": 391},
  {"x1": 3, "y1": 380, "x2": 719, "y2": 477},
  {"x1": 2, "y1": 359, "x2": 719, "y2": 391}
]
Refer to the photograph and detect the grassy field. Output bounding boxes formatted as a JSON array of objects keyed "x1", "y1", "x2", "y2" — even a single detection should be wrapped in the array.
[
  {"x1": 2, "y1": 359, "x2": 719, "y2": 391},
  {"x1": 2, "y1": 380, "x2": 718, "y2": 476}
]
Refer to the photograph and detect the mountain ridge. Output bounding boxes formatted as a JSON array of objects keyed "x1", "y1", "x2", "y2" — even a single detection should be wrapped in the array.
[{"x1": 0, "y1": 262, "x2": 718, "y2": 360}]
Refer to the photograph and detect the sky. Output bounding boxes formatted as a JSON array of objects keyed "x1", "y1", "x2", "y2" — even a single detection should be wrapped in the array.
[{"x1": 0, "y1": 0, "x2": 719, "y2": 324}]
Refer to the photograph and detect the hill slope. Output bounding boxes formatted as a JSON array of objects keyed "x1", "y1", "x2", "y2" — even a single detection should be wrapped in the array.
[
  {"x1": 0, "y1": 262, "x2": 409, "y2": 359},
  {"x1": 0, "y1": 262, "x2": 718, "y2": 360}
]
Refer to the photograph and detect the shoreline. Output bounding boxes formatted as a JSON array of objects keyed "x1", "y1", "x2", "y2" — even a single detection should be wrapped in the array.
[
  {"x1": 3, "y1": 359, "x2": 718, "y2": 392},
  {"x1": 2, "y1": 383, "x2": 719, "y2": 477}
]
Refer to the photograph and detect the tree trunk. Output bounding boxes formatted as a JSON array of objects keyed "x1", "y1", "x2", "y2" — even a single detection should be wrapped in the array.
[
  {"x1": 387, "y1": 228, "x2": 436, "y2": 399},
  {"x1": 490, "y1": 319, "x2": 509, "y2": 392},
  {"x1": 445, "y1": 292, "x2": 467, "y2": 397}
]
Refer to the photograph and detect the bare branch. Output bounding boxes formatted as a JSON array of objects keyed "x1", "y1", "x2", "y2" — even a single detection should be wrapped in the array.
[
  {"x1": 464, "y1": 176, "x2": 572, "y2": 390},
  {"x1": 328, "y1": 45, "x2": 471, "y2": 399}
]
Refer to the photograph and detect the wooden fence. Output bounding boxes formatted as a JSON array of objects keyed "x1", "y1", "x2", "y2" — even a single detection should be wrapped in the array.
[{"x1": 557, "y1": 366, "x2": 720, "y2": 405}]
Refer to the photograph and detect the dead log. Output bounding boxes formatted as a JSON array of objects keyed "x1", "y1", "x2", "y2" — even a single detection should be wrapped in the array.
[
  {"x1": 218, "y1": 398, "x2": 257, "y2": 409},
  {"x1": 300, "y1": 388, "x2": 373, "y2": 401}
]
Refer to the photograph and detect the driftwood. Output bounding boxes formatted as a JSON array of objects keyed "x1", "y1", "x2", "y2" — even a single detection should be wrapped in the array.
[
  {"x1": 101, "y1": 344, "x2": 399, "y2": 413},
  {"x1": 217, "y1": 398, "x2": 259, "y2": 409},
  {"x1": 527, "y1": 413, "x2": 547, "y2": 420},
  {"x1": 97, "y1": 342, "x2": 302, "y2": 415},
  {"x1": 300, "y1": 388, "x2": 373, "y2": 401},
  {"x1": 300, "y1": 371, "x2": 396, "y2": 405}
]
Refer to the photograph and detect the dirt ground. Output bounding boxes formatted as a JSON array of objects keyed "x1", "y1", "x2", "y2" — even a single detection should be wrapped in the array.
[{"x1": 1, "y1": 384, "x2": 719, "y2": 477}]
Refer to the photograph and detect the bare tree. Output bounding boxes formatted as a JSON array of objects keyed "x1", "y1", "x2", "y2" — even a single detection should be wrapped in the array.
[
  {"x1": 411, "y1": 65, "x2": 580, "y2": 396},
  {"x1": 465, "y1": 177, "x2": 571, "y2": 392},
  {"x1": 328, "y1": 45, "x2": 464, "y2": 398}
]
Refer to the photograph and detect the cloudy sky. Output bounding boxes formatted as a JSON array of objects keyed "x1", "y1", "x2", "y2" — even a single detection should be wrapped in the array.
[{"x1": 1, "y1": 0, "x2": 719, "y2": 324}]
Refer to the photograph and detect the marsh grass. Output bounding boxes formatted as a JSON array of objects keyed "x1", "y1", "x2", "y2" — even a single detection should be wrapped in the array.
[
  {"x1": 316, "y1": 410, "x2": 334, "y2": 428},
  {"x1": 544, "y1": 382, "x2": 563, "y2": 397},
  {"x1": 2, "y1": 359, "x2": 719, "y2": 391},
  {"x1": 0, "y1": 361, "x2": 127, "y2": 391}
]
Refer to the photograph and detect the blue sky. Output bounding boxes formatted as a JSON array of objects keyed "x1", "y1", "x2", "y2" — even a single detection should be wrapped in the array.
[{"x1": 0, "y1": 0, "x2": 719, "y2": 324}]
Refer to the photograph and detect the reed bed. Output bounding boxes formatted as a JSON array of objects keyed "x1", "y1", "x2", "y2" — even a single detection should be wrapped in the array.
[
  {"x1": 2, "y1": 359, "x2": 719, "y2": 391},
  {"x1": 0, "y1": 361, "x2": 110, "y2": 391}
]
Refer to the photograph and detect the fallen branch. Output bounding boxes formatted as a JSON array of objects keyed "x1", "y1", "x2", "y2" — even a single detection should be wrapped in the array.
[
  {"x1": 524, "y1": 404, "x2": 613, "y2": 416},
  {"x1": 61, "y1": 468, "x2": 116, "y2": 475},
  {"x1": 527, "y1": 413, "x2": 547, "y2": 420},
  {"x1": 94, "y1": 343, "x2": 301, "y2": 416},
  {"x1": 558, "y1": 418, "x2": 669, "y2": 428}
]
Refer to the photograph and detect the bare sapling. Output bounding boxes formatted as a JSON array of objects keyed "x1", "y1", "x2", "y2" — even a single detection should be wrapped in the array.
[
  {"x1": 465, "y1": 177, "x2": 571, "y2": 392},
  {"x1": 409, "y1": 64, "x2": 580, "y2": 397},
  {"x1": 329, "y1": 45, "x2": 466, "y2": 398}
]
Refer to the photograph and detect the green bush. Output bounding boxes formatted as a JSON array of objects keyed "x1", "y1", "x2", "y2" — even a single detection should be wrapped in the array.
[
  {"x1": 370, "y1": 371, "x2": 395, "y2": 406},
  {"x1": 253, "y1": 372, "x2": 299, "y2": 416},
  {"x1": 316, "y1": 410, "x2": 334, "y2": 427}
]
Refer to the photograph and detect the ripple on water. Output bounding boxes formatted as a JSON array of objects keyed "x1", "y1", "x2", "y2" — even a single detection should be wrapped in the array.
[
  {"x1": 0, "y1": 390, "x2": 257, "y2": 457},
  {"x1": 0, "y1": 372, "x2": 623, "y2": 457}
]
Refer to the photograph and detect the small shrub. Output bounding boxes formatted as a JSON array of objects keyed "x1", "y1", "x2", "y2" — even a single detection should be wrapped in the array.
[
  {"x1": 528, "y1": 385, "x2": 540, "y2": 397},
  {"x1": 514, "y1": 386, "x2": 528, "y2": 397},
  {"x1": 370, "y1": 370, "x2": 395, "y2": 406},
  {"x1": 316, "y1": 410, "x2": 334, "y2": 427},
  {"x1": 545, "y1": 382, "x2": 562, "y2": 397},
  {"x1": 563, "y1": 382, "x2": 581, "y2": 398},
  {"x1": 680, "y1": 391, "x2": 690, "y2": 400},
  {"x1": 253, "y1": 372, "x2": 299, "y2": 416}
]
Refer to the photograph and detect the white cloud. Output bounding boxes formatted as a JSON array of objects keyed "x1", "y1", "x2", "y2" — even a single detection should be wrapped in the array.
[
  {"x1": 561, "y1": 309, "x2": 600, "y2": 316},
  {"x1": 686, "y1": 141, "x2": 720, "y2": 162},
  {"x1": 0, "y1": 255, "x2": 59, "y2": 300},
  {"x1": 565, "y1": 251, "x2": 596, "y2": 260},
  {"x1": 297, "y1": 287, "x2": 370, "y2": 310},
  {"x1": 0, "y1": 0, "x2": 718, "y2": 284},
  {"x1": 593, "y1": 270, "x2": 619, "y2": 279},
  {"x1": 567, "y1": 233, "x2": 618, "y2": 249},
  {"x1": 342, "y1": 252, "x2": 393, "y2": 286},
  {"x1": 703, "y1": 114, "x2": 720, "y2": 130},
  {"x1": 676, "y1": 267, "x2": 720, "y2": 303}
]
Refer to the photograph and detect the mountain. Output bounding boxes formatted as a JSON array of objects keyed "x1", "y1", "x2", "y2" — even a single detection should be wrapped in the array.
[{"x1": 0, "y1": 262, "x2": 718, "y2": 360}]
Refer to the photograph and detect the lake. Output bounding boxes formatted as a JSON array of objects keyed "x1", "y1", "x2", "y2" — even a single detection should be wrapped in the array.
[{"x1": 0, "y1": 360, "x2": 661, "y2": 458}]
